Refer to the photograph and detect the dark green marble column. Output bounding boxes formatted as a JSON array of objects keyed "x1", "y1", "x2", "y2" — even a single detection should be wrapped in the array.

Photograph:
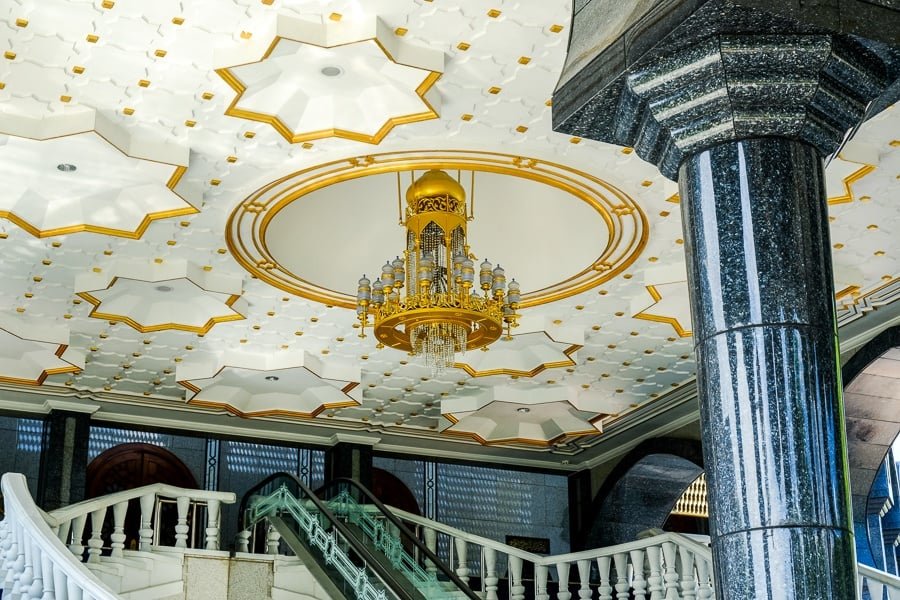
[
  {"x1": 324, "y1": 442, "x2": 373, "y2": 490},
  {"x1": 680, "y1": 137, "x2": 853, "y2": 596},
  {"x1": 37, "y1": 410, "x2": 91, "y2": 510},
  {"x1": 551, "y1": 1, "x2": 900, "y2": 597}
]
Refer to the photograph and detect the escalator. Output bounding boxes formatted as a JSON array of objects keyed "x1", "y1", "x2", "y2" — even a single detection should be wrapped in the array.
[{"x1": 239, "y1": 473, "x2": 479, "y2": 600}]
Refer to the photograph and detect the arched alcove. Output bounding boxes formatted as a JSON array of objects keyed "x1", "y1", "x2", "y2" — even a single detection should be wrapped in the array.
[
  {"x1": 842, "y1": 326, "x2": 900, "y2": 569},
  {"x1": 585, "y1": 438, "x2": 704, "y2": 547}
]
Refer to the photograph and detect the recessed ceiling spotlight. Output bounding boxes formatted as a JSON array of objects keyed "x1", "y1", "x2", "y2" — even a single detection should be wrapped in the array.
[
  {"x1": 155, "y1": 285, "x2": 173, "y2": 292},
  {"x1": 56, "y1": 163, "x2": 77, "y2": 172},
  {"x1": 265, "y1": 375, "x2": 280, "y2": 382},
  {"x1": 320, "y1": 66, "x2": 343, "y2": 77},
  {"x1": 516, "y1": 407, "x2": 530, "y2": 414}
]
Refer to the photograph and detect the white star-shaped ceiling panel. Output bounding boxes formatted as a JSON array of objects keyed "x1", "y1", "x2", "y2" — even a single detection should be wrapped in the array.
[
  {"x1": 0, "y1": 313, "x2": 83, "y2": 385},
  {"x1": 217, "y1": 14, "x2": 443, "y2": 144},
  {"x1": 0, "y1": 0, "x2": 893, "y2": 462},
  {"x1": 442, "y1": 400, "x2": 603, "y2": 447},
  {"x1": 178, "y1": 350, "x2": 360, "y2": 418},
  {"x1": 75, "y1": 260, "x2": 246, "y2": 333},
  {"x1": 0, "y1": 109, "x2": 196, "y2": 238}
]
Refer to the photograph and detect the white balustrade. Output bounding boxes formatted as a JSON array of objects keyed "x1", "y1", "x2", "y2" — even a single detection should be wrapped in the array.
[
  {"x1": 2, "y1": 472, "x2": 235, "y2": 600},
  {"x1": 384, "y1": 505, "x2": 732, "y2": 600}
]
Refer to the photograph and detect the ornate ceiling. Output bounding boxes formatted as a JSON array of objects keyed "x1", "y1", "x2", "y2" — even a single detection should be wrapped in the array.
[{"x1": 0, "y1": 0, "x2": 897, "y2": 468}]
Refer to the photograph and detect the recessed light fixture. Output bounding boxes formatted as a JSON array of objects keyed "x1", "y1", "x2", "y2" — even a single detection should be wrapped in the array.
[
  {"x1": 320, "y1": 66, "x2": 343, "y2": 77},
  {"x1": 264, "y1": 375, "x2": 280, "y2": 381},
  {"x1": 516, "y1": 407, "x2": 530, "y2": 414},
  {"x1": 56, "y1": 163, "x2": 77, "y2": 172},
  {"x1": 155, "y1": 285, "x2": 173, "y2": 292}
]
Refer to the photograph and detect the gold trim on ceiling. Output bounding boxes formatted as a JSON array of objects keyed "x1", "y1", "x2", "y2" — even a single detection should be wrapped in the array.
[
  {"x1": 453, "y1": 331, "x2": 581, "y2": 378},
  {"x1": 225, "y1": 150, "x2": 649, "y2": 310},
  {"x1": 0, "y1": 341, "x2": 80, "y2": 386},
  {"x1": 633, "y1": 284, "x2": 692, "y2": 338},
  {"x1": 178, "y1": 366, "x2": 360, "y2": 419},
  {"x1": 216, "y1": 37, "x2": 441, "y2": 145},
  {"x1": 441, "y1": 411, "x2": 605, "y2": 447},
  {"x1": 77, "y1": 277, "x2": 245, "y2": 334},
  {"x1": 0, "y1": 130, "x2": 196, "y2": 239}
]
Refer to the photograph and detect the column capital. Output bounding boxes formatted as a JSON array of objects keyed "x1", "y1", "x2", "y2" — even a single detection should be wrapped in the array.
[{"x1": 553, "y1": 0, "x2": 900, "y2": 179}]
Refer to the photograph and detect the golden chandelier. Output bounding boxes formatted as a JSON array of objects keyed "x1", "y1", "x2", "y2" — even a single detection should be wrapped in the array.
[{"x1": 356, "y1": 169, "x2": 521, "y2": 374}]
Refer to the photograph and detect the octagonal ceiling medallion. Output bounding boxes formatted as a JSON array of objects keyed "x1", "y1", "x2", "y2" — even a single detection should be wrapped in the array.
[
  {"x1": 75, "y1": 261, "x2": 247, "y2": 334},
  {"x1": 454, "y1": 317, "x2": 584, "y2": 377},
  {"x1": 227, "y1": 150, "x2": 648, "y2": 309},
  {"x1": 440, "y1": 385, "x2": 635, "y2": 446},
  {"x1": 0, "y1": 108, "x2": 195, "y2": 238},
  {"x1": 216, "y1": 15, "x2": 443, "y2": 144},
  {"x1": 177, "y1": 350, "x2": 361, "y2": 418},
  {"x1": 0, "y1": 314, "x2": 83, "y2": 385}
]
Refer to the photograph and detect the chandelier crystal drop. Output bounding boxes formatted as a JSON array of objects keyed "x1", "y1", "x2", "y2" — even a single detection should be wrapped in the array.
[{"x1": 356, "y1": 169, "x2": 520, "y2": 375}]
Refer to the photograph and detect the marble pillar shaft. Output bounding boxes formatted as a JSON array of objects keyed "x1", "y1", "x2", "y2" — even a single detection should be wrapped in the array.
[{"x1": 679, "y1": 137, "x2": 855, "y2": 598}]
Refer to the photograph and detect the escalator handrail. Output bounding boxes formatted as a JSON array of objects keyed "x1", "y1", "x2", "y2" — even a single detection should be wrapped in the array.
[
  {"x1": 323, "y1": 477, "x2": 481, "y2": 600},
  {"x1": 238, "y1": 471, "x2": 419, "y2": 600}
]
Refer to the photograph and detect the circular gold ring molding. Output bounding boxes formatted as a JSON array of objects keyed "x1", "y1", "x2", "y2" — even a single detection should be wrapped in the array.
[{"x1": 226, "y1": 150, "x2": 649, "y2": 309}]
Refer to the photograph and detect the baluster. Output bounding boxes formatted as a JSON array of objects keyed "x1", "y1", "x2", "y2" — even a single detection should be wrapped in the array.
[
  {"x1": 87, "y1": 507, "x2": 106, "y2": 563},
  {"x1": 205, "y1": 499, "x2": 221, "y2": 550},
  {"x1": 556, "y1": 561, "x2": 572, "y2": 600},
  {"x1": 577, "y1": 559, "x2": 592, "y2": 600},
  {"x1": 678, "y1": 546, "x2": 696, "y2": 600},
  {"x1": 41, "y1": 551, "x2": 55, "y2": 600},
  {"x1": 661, "y1": 542, "x2": 679, "y2": 599},
  {"x1": 536, "y1": 564, "x2": 550, "y2": 600},
  {"x1": 423, "y1": 527, "x2": 437, "y2": 575},
  {"x1": 646, "y1": 545, "x2": 664, "y2": 599},
  {"x1": 597, "y1": 556, "x2": 613, "y2": 600},
  {"x1": 110, "y1": 501, "x2": 128, "y2": 558},
  {"x1": 68, "y1": 515, "x2": 87, "y2": 559},
  {"x1": 139, "y1": 493, "x2": 155, "y2": 551},
  {"x1": 266, "y1": 524, "x2": 281, "y2": 555},
  {"x1": 613, "y1": 553, "x2": 629, "y2": 600},
  {"x1": 174, "y1": 496, "x2": 190, "y2": 549},
  {"x1": 12, "y1": 524, "x2": 26, "y2": 595},
  {"x1": 484, "y1": 546, "x2": 499, "y2": 600},
  {"x1": 695, "y1": 558, "x2": 712, "y2": 599},
  {"x1": 56, "y1": 520, "x2": 71, "y2": 546},
  {"x1": 53, "y1": 565, "x2": 69, "y2": 600},
  {"x1": 67, "y1": 577, "x2": 82, "y2": 600},
  {"x1": 29, "y1": 543, "x2": 44, "y2": 600},
  {"x1": 235, "y1": 529, "x2": 251, "y2": 553},
  {"x1": 631, "y1": 549, "x2": 647, "y2": 600},
  {"x1": 20, "y1": 534, "x2": 35, "y2": 597},
  {"x1": 454, "y1": 537, "x2": 470, "y2": 585},
  {"x1": 509, "y1": 555, "x2": 525, "y2": 600}
]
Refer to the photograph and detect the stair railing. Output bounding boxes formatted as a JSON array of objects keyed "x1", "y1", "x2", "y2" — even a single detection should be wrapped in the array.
[
  {"x1": 2, "y1": 472, "x2": 118, "y2": 600},
  {"x1": 859, "y1": 563, "x2": 900, "y2": 599},
  {"x1": 45, "y1": 482, "x2": 236, "y2": 559},
  {"x1": 386, "y1": 503, "x2": 714, "y2": 599},
  {"x1": 387, "y1": 505, "x2": 900, "y2": 599}
]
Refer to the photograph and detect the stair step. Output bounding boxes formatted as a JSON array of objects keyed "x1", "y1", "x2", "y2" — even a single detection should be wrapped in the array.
[{"x1": 119, "y1": 579, "x2": 184, "y2": 600}]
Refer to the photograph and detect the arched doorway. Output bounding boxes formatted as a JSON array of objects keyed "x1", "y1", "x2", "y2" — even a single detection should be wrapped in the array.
[
  {"x1": 371, "y1": 467, "x2": 421, "y2": 516},
  {"x1": 86, "y1": 443, "x2": 199, "y2": 549}
]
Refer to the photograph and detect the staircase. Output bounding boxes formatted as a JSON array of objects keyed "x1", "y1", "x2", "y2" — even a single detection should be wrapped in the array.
[{"x1": 4, "y1": 470, "x2": 900, "y2": 599}]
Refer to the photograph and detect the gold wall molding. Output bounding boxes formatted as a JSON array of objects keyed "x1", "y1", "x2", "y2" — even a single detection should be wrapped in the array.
[{"x1": 226, "y1": 150, "x2": 649, "y2": 310}]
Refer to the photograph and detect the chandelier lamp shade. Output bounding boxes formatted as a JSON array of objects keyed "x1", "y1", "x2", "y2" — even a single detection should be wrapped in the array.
[{"x1": 356, "y1": 169, "x2": 521, "y2": 374}]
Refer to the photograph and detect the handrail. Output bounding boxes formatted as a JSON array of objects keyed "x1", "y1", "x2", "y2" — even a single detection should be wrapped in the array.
[
  {"x1": 2, "y1": 473, "x2": 118, "y2": 600},
  {"x1": 858, "y1": 563, "x2": 900, "y2": 593},
  {"x1": 47, "y1": 484, "x2": 235, "y2": 526},
  {"x1": 240, "y1": 472, "x2": 417, "y2": 600},
  {"x1": 389, "y1": 502, "x2": 712, "y2": 565},
  {"x1": 324, "y1": 477, "x2": 481, "y2": 600}
]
